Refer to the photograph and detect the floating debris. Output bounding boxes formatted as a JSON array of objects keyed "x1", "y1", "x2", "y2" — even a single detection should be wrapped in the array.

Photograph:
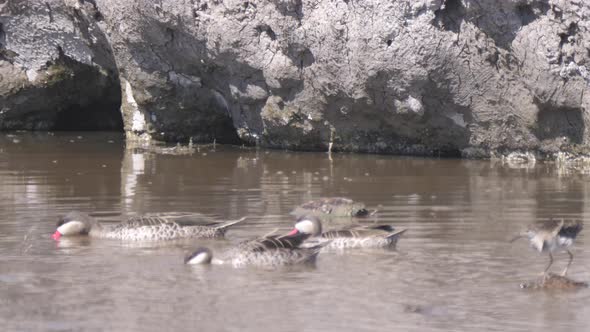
[
  {"x1": 504, "y1": 151, "x2": 536, "y2": 164},
  {"x1": 126, "y1": 140, "x2": 198, "y2": 156}
]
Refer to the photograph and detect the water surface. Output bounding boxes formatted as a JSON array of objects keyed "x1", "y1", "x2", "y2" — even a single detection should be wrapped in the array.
[{"x1": 1, "y1": 132, "x2": 589, "y2": 331}]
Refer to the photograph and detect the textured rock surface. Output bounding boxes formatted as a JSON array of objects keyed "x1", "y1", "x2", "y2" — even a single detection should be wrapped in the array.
[
  {"x1": 0, "y1": 0, "x2": 121, "y2": 130},
  {"x1": 2, "y1": 0, "x2": 590, "y2": 157}
]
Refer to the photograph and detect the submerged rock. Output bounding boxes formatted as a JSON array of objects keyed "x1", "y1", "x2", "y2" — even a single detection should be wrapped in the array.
[{"x1": 520, "y1": 273, "x2": 588, "y2": 290}]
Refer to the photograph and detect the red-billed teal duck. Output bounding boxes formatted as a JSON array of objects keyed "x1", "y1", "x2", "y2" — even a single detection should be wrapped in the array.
[
  {"x1": 286, "y1": 215, "x2": 406, "y2": 249},
  {"x1": 290, "y1": 197, "x2": 373, "y2": 218},
  {"x1": 51, "y1": 211, "x2": 246, "y2": 241},
  {"x1": 185, "y1": 232, "x2": 330, "y2": 268}
]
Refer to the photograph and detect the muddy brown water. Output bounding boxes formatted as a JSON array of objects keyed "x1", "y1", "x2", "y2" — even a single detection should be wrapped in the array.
[{"x1": 1, "y1": 132, "x2": 589, "y2": 331}]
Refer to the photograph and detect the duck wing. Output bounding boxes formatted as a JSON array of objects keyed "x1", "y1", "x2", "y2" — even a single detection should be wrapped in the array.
[
  {"x1": 558, "y1": 220, "x2": 583, "y2": 239},
  {"x1": 119, "y1": 212, "x2": 221, "y2": 228},
  {"x1": 322, "y1": 224, "x2": 400, "y2": 239},
  {"x1": 239, "y1": 232, "x2": 310, "y2": 253}
]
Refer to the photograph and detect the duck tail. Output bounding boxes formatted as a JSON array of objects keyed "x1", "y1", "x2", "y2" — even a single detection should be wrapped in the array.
[
  {"x1": 386, "y1": 228, "x2": 407, "y2": 239},
  {"x1": 215, "y1": 217, "x2": 247, "y2": 230}
]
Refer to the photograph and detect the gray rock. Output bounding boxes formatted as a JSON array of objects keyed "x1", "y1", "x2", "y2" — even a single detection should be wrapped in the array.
[
  {"x1": 2, "y1": 0, "x2": 590, "y2": 158},
  {"x1": 0, "y1": 0, "x2": 121, "y2": 130}
]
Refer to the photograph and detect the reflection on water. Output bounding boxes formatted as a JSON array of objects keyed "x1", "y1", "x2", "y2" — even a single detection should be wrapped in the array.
[{"x1": 1, "y1": 132, "x2": 590, "y2": 331}]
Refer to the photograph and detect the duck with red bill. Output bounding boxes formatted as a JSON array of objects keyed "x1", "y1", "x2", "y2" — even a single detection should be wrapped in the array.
[
  {"x1": 51, "y1": 211, "x2": 246, "y2": 241},
  {"x1": 284, "y1": 215, "x2": 406, "y2": 249}
]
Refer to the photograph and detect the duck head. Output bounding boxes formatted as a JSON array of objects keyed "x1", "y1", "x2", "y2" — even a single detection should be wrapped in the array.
[
  {"x1": 52, "y1": 211, "x2": 94, "y2": 240},
  {"x1": 288, "y1": 215, "x2": 322, "y2": 236},
  {"x1": 184, "y1": 247, "x2": 213, "y2": 265}
]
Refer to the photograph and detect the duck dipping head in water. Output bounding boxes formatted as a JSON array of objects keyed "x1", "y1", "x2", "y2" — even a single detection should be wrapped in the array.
[
  {"x1": 184, "y1": 247, "x2": 214, "y2": 265},
  {"x1": 286, "y1": 214, "x2": 407, "y2": 249},
  {"x1": 51, "y1": 211, "x2": 246, "y2": 241},
  {"x1": 52, "y1": 211, "x2": 96, "y2": 240}
]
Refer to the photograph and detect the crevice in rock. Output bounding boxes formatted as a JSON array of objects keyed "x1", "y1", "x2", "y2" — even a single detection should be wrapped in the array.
[
  {"x1": 129, "y1": 21, "x2": 256, "y2": 144},
  {"x1": 256, "y1": 24, "x2": 276, "y2": 40},
  {"x1": 44, "y1": 2, "x2": 54, "y2": 23},
  {"x1": 433, "y1": 0, "x2": 464, "y2": 33},
  {"x1": 558, "y1": 22, "x2": 578, "y2": 64},
  {"x1": 533, "y1": 100, "x2": 584, "y2": 144},
  {"x1": 273, "y1": 0, "x2": 303, "y2": 23},
  {"x1": 269, "y1": 77, "x2": 303, "y2": 103},
  {"x1": 516, "y1": 2, "x2": 538, "y2": 26},
  {"x1": 310, "y1": 74, "x2": 472, "y2": 156},
  {"x1": 286, "y1": 43, "x2": 314, "y2": 69},
  {"x1": 0, "y1": 22, "x2": 4, "y2": 47},
  {"x1": 53, "y1": 103, "x2": 123, "y2": 131},
  {"x1": 420, "y1": 80, "x2": 472, "y2": 152},
  {"x1": 499, "y1": 2, "x2": 549, "y2": 47},
  {"x1": 551, "y1": 4, "x2": 563, "y2": 20},
  {"x1": 0, "y1": 22, "x2": 16, "y2": 63},
  {"x1": 435, "y1": 1, "x2": 550, "y2": 49},
  {"x1": 48, "y1": 50, "x2": 123, "y2": 131},
  {"x1": 80, "y1": 0, "x2": 104, "y2": 21}
]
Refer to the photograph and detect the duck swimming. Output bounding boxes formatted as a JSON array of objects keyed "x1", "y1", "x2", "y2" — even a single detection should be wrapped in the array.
[
  {"x1": 51, "y1": 211, "x2": 246, "y2": 241},
  {"x1": 286, "y1": 215, "x2": 406, "y2": 249},
  {"x1": 185, "y1": 232, "x2": 329, "y2": 268},
  {"x1": 290, "y1": 197, "x2": 372, "y2": 218}
]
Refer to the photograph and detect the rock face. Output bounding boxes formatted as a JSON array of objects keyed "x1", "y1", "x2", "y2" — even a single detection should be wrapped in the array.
[
  {"x1": 0, "y1": 0, "x2": 121, "y2": 130},
  {"x1": 1, "y1": 0, "x2": 590, "y2": 157}
]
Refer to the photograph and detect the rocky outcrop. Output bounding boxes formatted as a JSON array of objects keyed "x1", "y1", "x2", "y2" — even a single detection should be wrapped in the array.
[
  {"x1": 1, "y1": 0, "x2": 589, "y2": 158},
  {"x1": 0, "y1": 0, "x2": 121, "y2": 130}
]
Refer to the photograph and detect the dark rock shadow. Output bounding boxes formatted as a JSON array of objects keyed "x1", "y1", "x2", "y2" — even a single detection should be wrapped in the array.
[
  {"x1": 434, "y1": 0, "x2": 551, "y2": 49},
  {"x1": 272, "y1": 0, "x2": 303, "y2": 22},
  {"x1": 533, "y1": 101, "x2": 584, "y2": 145},
  {"x1": 127, "y1": 19, "x2": 278, "y2": 144},
  {"x1": 0, "y1": 3, "x2": 123, "y2": 131}
]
